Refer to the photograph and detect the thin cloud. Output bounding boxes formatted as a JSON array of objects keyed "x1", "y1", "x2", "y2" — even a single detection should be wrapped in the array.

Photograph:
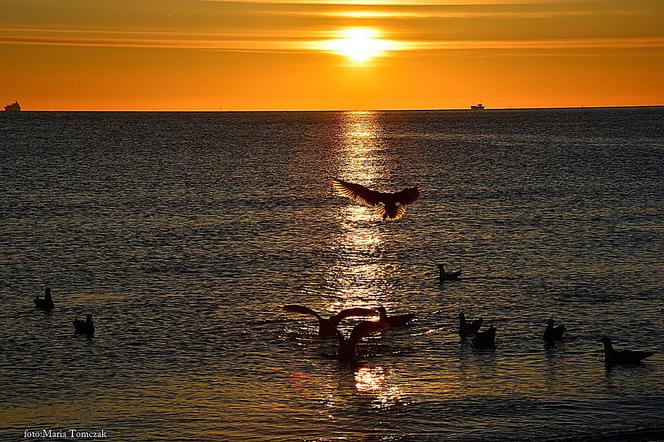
[
  {"x1": 273, "y1": 9, "x2": 646, "y2": 19},
  {"x1": 2, "y1": 30, "x2": 663, "y2": 52}
]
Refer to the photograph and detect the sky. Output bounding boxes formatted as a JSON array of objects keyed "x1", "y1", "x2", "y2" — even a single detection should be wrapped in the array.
[{"x1": 1, "y1": 0, "x2": 663, "y2": 110}]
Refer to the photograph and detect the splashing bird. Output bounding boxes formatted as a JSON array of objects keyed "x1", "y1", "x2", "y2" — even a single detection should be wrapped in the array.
[
  {"x1": 458, "y1": 309, "x2": 483, "y2": 338},
  {"x1": 283, "y1": 305, "x2": 379, "y2": 337},
  {"x1": 472, "y1": 325, "x2": 496, "y2": 349},
  {"x1": 331, "y1": 178, "x2": 421, "y2": 220},
  {"x1": 377, "y1": 306, "x2": 414, "y2": 327},
  {"x1": 336, "y1": 321, "x2": 388, "y2": 361},
  {"x1": 543, "y1": 319, "x2": 565, "y2": 344},
  {"x1": 34, "y1": 287, "x2": 54, "y2": 310},
  {"x1": 600, "y1": 336, "x2": 654, "y2": 366},
  {"x1": 73, "y1": 314, "x2": 95, "y2": 336}
]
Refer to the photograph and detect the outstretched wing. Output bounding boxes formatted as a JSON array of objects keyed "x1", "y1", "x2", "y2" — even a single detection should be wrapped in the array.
[
  {"x1": 394, "y1": 186, "x2": 421, "y2": 207},
  {"x1": 283, "y1": 305, "x2": 321, "y2": 320},
  {"x1": 331, "y1": 178, "x2": 381, "y2": 207},
  {"x1": 331, "y1": 307, "x2": 379, "y2": 326},
  {"x1": 349, "y1": 321, "x2": 388, "y2": 347}
]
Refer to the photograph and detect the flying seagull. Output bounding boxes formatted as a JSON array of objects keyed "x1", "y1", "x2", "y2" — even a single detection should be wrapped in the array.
[{"x1": 331, "y1": 178, "x2": 421, "y2": 220}]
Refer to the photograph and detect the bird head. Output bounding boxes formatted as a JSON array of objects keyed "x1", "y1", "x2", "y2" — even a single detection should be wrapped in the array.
[
  {"x1": 546, "y1": 319, "x2": 554, "y2": 326},
  {"x1": 599, "y1": 336, "x2": 612, "y2": 345}
]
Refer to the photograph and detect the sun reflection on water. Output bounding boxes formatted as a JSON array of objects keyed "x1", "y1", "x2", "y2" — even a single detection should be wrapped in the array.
[
  {"x1": 327, "y1": 111, "x2": 391, "y2": 310},
  {"x1": 354, "y1": 365, "x2": 404, "y2": 409}
]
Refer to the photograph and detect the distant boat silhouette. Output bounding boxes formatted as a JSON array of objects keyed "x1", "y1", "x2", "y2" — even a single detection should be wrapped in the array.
[
  {"x1": 543, "y1": 319, "x2": 565, "y2": 344},
  {"x1": 4, "y1": 101, "x2": 21, "y2": 112},
  {"x1": 335, "y1": 321, "x2": 387, "y2": 361},
  {"x1": 458, "y1": 309, "x2": 483, "y2": 338},
  {"x1": 34, "y1": 287, "x2": 54, "y2": 310},
  {"x1": 438, "y1": 264, "x2": 461, "y2": 281},
  {"x1": 470, "y1": 103, "x2": 485, "y2": 111},
  {"x1": 283, "y1": 304, "x2": 379, "y2": 337},
  {"x1": 331, "y1": 178, "x2": 421, "y2": 220},
  {"x1": 600, "y1": 336, "x2": 654, "y2": 366},
  {"x1": 73, "y1": 314, "x2": 95, "y2": 336},
  {"x1": 472, "y1": 325, "x2": 496, "y2": 349},
  {"x1": 377, "y1": 306, "x2": 414, "y2": 326}
]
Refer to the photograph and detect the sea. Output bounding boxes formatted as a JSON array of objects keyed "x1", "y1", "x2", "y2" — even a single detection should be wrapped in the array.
[{"x1": 1, "y1": 108, "x2": 663, "y2": 441}]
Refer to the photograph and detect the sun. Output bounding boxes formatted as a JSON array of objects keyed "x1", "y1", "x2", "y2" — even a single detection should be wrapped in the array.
[{"x1": 324, "y1": 28, "x2": 395, "y2": 63}]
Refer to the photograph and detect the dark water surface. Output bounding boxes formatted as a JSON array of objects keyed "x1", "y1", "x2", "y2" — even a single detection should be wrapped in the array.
[{"x1": 1, "y1": 108, "x2": 663, "y2": 440}]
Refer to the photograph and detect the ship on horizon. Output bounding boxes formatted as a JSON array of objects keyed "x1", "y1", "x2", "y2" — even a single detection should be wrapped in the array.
[
  {"x1": 470, "y1": 103, "x2": 485, "y2": 111},
  {"x1": 4, "y1": 101, "x2": 21, "y2": 112}
]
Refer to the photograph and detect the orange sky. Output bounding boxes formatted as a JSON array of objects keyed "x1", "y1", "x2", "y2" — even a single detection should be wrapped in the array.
[{"x1": 1, "y1": 0, "x2": 663, "y2": 110}]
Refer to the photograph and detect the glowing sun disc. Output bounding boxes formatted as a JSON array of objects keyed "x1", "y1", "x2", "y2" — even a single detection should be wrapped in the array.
[{"x1": 324, "y1": 28, "x2": 394, "y2": 62}]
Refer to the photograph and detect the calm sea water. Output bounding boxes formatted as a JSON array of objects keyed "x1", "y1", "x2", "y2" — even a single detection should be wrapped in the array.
[{"x1": 1, "y1": 108, "x2": 663, "y2": 441}]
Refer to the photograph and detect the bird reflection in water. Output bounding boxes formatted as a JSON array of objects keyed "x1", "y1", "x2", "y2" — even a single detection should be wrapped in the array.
[
  {"x1": 288, "y1": 371, "x2": 309, "y2": 388},
  {"x1": 354, "y1": 365, "x2": 404, "y2": 409}
]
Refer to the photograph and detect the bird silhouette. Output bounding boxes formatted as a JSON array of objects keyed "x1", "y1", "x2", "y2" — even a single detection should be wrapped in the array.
[
  {"x1": 472, "y1": 325, "x2": 496, "y2": 349},
  {"x1": 600, "y1": 336, "x2": 654, "y2": 366},
  {"x1": 377, "y1": 306, "x2": 414, "y2": 326},
  {"x1": 438, "y1": 264, "x2": 461, "y2": 281},
  {"x1": 335, "y1": 321, "x2": 388, "y2": 361},
  {"x1": 73, "y1": 314, "x2": 95, "y2": 336},
  {"x1": 283, "y1": 304, "x2": 379, "y2": 337},
  {"x1": 543, "y1": 319, "x2": 565, "y2": 344},
  {"x1": 458, "y1": 309, "x2": 483, "y2": 338},
  {"x1": 331, "y1": 178, "x2": 421, "y2": 220},
  {"x1": 34, "y1": 287, "x2": 54, "y2": 310}
]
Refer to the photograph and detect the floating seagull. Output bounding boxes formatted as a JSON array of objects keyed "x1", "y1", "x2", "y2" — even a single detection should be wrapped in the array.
[
  {"x1": 283, "y1": 304, "x2": 379, "y2": 337},
  {"x1": 472, "y1": 325, "x2": 496, "y2": 349},
  {"x1": 600, "y1": 336, "x2": 654, "y2": 366},
  {"x1": 438, "y1": 264, "x2": 461, "y2": 282},
  {"x1": 543, "y1": 319, "x2": 565, "y2": 344},
  {"x1": 73, "y1": 314, "x2": 95, "y2": 336},
  {"x1": 377, "y1": 306, "x2": 414, "y2": 327},
  {"x1": 34, "y1": 287, "x2": 54, "y2": 310},
  {"x1": 458, "y1": 309, "x2": 483, "y2": 338},
  {"x1": 335, "y1": 321, "x2": 388, "y2": 361},
  {"x1": 331, "y1": 178, "x2": 421, "y2": 220}
]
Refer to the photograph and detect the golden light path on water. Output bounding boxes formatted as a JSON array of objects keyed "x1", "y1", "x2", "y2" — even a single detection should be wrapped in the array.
[
  {"x1": 327, "y1": 111, "x2": 405, "y2": 409},
  {"x1": 330, "y1": 111, "x2": 385, "y2": 308}
]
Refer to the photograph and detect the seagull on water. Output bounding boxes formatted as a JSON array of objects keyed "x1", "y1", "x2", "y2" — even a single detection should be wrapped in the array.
[
  {"x1": 472, "y1": 325, "x2": 496, "y2": 349},
  {"x1": 543, "y1": 318, "x2": 565, "y2": 344},
  {"x1": 600, "y1": 336, "x2": 654, "y2": 366},
  {"x1": 438, "y1": 264, "x2": 461, "y2": 282},
  {"x1": 458, "y1": 309, "x2": 483, "y2": 338},
  {"x1": 73, "y1": 314, "x2": 95, "y2": 336},
  {"x1": 376, "y1": 306, "x2": 414, "y2": 327}
]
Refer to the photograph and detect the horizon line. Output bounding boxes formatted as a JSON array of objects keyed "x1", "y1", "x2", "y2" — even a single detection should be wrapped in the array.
[{"x1": 5, "y1": 104, "x2": 664, "y2": 112}]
